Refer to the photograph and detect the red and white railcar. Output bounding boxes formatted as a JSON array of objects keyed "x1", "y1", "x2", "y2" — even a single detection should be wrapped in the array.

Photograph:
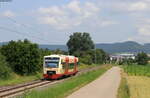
[{"x1": 43, "y1": 55, "x2": 78, "y2": 79}]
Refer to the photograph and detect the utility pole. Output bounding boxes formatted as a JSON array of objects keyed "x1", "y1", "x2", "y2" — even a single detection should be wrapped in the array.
[{"x1": 95, "y1": 44, "x2": 97, "y2": 64}]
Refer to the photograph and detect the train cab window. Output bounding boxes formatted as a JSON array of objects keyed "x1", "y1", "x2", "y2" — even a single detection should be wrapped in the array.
[
  {"x1": 44, "y1": 57, "x2": 60, "y2": 68},
  {"x1": 45, "y1": 57, "x2": 59, "y2": 61},
  {"x1": 45, "y1": 62, "x2": 58, "y2": 68}
]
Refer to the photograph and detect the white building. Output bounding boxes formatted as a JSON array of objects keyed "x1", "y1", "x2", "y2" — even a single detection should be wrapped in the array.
[{"x1": 110, "y1": 53, "x2": 136, "y2": 62}]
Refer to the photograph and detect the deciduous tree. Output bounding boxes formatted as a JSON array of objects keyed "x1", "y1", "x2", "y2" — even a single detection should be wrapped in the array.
[
  {"x1": 136, "y1": 52, "x2": 148, "y2": 65},
  {"x1": 1, "y1": 39, "x2": 40, "y2": 75},
  {"x1": 67, "y1": 32, "x2": 94, "y2": 55}
]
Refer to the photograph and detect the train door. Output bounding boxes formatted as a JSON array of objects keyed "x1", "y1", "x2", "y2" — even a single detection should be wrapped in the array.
[
  {"x1": 64, "y1": 57, "x2": 69, "y2": 74},
  {"x1": 74, "y1": 58, "x2": 77, "y2": 72}
]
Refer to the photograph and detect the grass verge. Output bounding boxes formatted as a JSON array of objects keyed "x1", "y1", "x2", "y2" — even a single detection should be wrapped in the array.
[
  {"x1": 78, "y1": 63, "x2": 100, "y2": 70},
  {"x1": 117, "y1": 70, "x2": 130, "y2": 98},
  {"x1": 24, "y1": 65, "x2": 112, "y2": 98},
  {"x1": 0, "y1": 72, "x2": 42, "y2": 86}
]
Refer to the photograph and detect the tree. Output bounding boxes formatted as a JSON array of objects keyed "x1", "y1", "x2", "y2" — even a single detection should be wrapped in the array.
[
  {"x1": 39, "y1": 48, "x2": 51, "y2": 69},
  {"x1": 79, "y1": 54, "x2": 93, "y2": 65},
  {"x1": 0, "y1": 53, "x2": 11, "y2": 80},
  {"x1": 87, "y1": 49, "x2": 107, "y2": 64},
  {"x1": 51, "y1": 49, "x2": 68, "y2": 55},
  {"x1": 67, "y1": 32, "x2": 94, "y2": 55},
  {"x1": 95, "y1": 49, "x2": 107, "y2": 64},
  {"x1": 135, "y1": 52, "x2": 148, "y2": 65},
  {"x1": 1, "y1": 39, "x2": 41, "y2": 75}
]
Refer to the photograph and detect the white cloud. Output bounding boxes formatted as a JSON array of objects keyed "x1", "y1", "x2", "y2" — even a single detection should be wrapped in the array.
[
  {"x1": 111, "y1": 1, "x2": 150, "y2": 12},
  {"x1": 128, "y1": 18, "x2": 150, "y2": 43},
  {"x1": 100, "y1": 20, "x2": 118, "y2": 27},
  {"x1": 127, "y1": 35, "x2": 150, "y2": 43},
  {"x1": 1, "y1": 10, "x2": 15, "y2": 17},
  {"x1": 138, "y1": 25, "x2": 150, "y2": 36},
  {"x1": 128, "y1": 2, "x2": 148, "y2": 11},
  {"x1": 82, "y1": 2, "x2": 100, "y2": 18},
  {"x1": 67, "y1": 0, "x2": 81, "y2": 14},
  {"x1": 36, "y1": 0, "x2": 101, "y2": 30},
  {"x1": 135, "y1": 18, "x2": 150, "y2": 36},
  {"x1": 38, "y1": 17, "x2": 58, "y2": 25},
  {"x1": 38, "y1": 6, "x2": 65, "y2": 16}
]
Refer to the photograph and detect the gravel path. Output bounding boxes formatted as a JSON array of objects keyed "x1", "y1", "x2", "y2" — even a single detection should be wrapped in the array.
[{"x1": 67, "y1": 66, "x2": 121, "y2": 98}]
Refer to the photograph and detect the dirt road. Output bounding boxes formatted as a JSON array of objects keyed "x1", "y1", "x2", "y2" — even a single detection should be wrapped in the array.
[{"x1": 67, "y1": 66, "x2": 121, "y2": 98}]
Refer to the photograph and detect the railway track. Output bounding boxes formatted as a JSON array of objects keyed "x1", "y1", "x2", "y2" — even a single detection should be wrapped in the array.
[{"x1": 0, "y1": 65, "x2": 105, "y2": 98}]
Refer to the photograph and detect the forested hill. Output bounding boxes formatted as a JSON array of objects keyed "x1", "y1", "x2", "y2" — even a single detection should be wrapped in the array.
[
  {"x1": 39, "y1": 45, "x2": 67, "y2": 51},
  {"x1": 96, "y1": 41, "x2": 150, "y2": 53},
  {"x1": 0, "y1": 42, "x2": 8, "y2": 46},
  {"x1": 1, "y1": 41, "x2": 150, "y2": 53}
]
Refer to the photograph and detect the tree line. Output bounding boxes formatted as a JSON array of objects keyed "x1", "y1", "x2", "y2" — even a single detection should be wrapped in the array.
[
  {"x1": 0, "y1": 32, "x2": 108, "y2": 80},
  {"x1": 115, "y1": 52, "x2": 149, "y2": 66}
]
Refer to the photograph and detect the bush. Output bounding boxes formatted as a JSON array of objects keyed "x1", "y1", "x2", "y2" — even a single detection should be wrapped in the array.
[
  {"x1": 0, "y1": 53, "x2": 11, "y2": 80},
  {"x1": 136, "y1": 52, "x2": 148, "y2": 65},
  {"x1": 39, "y1": 48, "x2": 51, "y2": 70},
  {"x1": 1, "y1": 39, "x2": 41, "y2": 75},
  {"x1": 79, "y1": 55, "x2": 93, "y2": 65},
  {"x1": 74, "y1": 49, "x2": 107, "y2": 65}
]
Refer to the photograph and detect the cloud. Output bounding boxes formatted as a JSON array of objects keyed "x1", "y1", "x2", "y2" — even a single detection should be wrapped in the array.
[
  {"x1": 1, "y1": 10, "x2": 15, "y2": 17},
  {"x1": 67, "y1": 0, "x2": 81, "y2": 14},
  {"x1": 38, "y1": 17, "x2": 58, "y2": 25},
  {"x1": 128, "y1": 2, "x2": 148, "y2": 11},
  {"x1": 138, "y1": 25, "x2": 150, "y2": 36},
  {"x1": 135, "y1": 18, "x2": 150, "y2": 36},
  {"x1": 38, "y1": 6, "x2": 65, "y2": 16},
  {"x1": 100, "y1": 20, "x2": 118, "y2": 27},
  {"x1": 36, "y1": 0, "x2": 101, "y2": 30},
  {"x1": 127, "y1": 35, "x2": 150, "y2": 43},
  {"x1": 111, "y1": 1, "x2": 150, "y2": 12},
  {"x1": 128, "y1": 18, "x2": 150, "y2": 43}
]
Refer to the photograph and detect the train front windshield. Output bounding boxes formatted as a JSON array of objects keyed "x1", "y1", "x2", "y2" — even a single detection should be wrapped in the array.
[
  {"x1": 45, "y1": 57, "x2": 59, "y2": 68},
  {"x1": 45, "y1": 62, "x2": 58, "y2": 68}
]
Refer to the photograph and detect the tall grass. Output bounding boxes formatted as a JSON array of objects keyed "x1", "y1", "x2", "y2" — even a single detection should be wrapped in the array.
[
  {"x1": 25, "y1": 65, "x2": 112, "y2": 98},
  {"x1": 0, "y1": 72, "x2": 42, "y2": 86},
  {"x1": 117, "y1": 72, "x2": 130, "y2": 98},
  {"x1": 123, "y1": 64, "x2": 150, "y2": 76}
]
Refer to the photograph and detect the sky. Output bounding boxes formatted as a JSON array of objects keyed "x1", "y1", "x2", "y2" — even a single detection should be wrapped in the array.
[{"x1": 0, "y1": 0, "x2": 150, "y2": 44}]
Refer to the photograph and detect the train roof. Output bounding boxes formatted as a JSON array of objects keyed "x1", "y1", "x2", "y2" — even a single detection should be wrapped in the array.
[
  {"x1": 44, "y1": 54, "x2": 78, "y2": 62},
  {"x1": 44, "y1": 54, "x2": 77, "y2": 58}
]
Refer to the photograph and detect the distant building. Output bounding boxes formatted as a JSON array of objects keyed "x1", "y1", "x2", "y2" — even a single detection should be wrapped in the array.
[
  {"x1": 110, "y1": 53, "x2": 136, "y2": 62},
  {"x1": 147, "y1": 54, "x2": 150, "y2": 57}
]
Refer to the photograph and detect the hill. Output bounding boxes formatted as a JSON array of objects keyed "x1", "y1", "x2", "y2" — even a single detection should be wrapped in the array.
[
  {"x1": 39, "y1": 41, "x2": 150, "y2": 53},
  {"x1": 39, "y1": 44, "x2": 67, "y2": 51},
  {"x1": 95, "y1": 41, "x2": 145, "y2": 53},
  {"x1": 0, "y1": 42, "x2": 8, "y2": 46},
  {"x1": 1, "y1": 41, "x2": 150, "y2": 53}
]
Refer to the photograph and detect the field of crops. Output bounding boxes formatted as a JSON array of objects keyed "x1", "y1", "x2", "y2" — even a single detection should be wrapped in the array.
[
  {"x1": 120, "y1": 64, "x2": 150, "y2": 98},
  {"x1": 123, "y1": 64, "x2": 150, "y2": 76}
]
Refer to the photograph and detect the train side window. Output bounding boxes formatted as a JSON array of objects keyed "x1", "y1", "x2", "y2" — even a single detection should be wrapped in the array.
[
  {"x1": 69, "y1": 63, "x2": 75, "y2": 69},
  {"x1": 61, "y1": 62, "x2": 66, "y2": 69}
]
